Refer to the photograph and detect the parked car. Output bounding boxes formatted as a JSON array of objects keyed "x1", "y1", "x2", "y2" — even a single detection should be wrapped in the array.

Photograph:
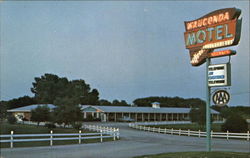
[{"x1": 118, "y1": 116, "x2": 135, "y2": 122}]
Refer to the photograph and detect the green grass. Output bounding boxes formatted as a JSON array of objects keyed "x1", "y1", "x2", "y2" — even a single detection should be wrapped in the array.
[
  {"x1": 0, "y1": 122, "x2": 116, "y2": 148},
  {"x1": 148, "y1": 123, "x2": 222, "y2": 132},
  {"x1": 0, "y1": 122, "x2": 80, "y2": 134},
  {"x1": 134, "y1": 151, "x2": 250, "y2": 158}
]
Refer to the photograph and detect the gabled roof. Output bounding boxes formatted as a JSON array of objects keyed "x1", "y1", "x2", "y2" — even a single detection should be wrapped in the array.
[
  {"x1": 152, "y1": 102, "x2": 160, "y2": 105},
  {"x1": 7, "y1": 104, "x2": 56, "y2": 112},
  {"x1": 81, "y1": 105, "x2": 219, "y2": 114},
  {"x1": 7, "y1": 104, "x2": 219, "y2": 114}
]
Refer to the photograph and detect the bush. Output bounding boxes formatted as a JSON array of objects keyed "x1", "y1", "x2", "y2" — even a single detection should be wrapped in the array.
[
  {"x1": 83, "y1": 115, "x2": 101, "y2": 122},
  {"x1": 45, "y1": 123, "x2": 56, "y2": 129},
  {"x1": 71, "y1": 122, "x2": 82, "y2": 130},
  {"x1": 7, "y1": 115, "x2": 17, "y2": 124},
  {"x1": 221, "y1": 115, "x2": 248, "y2": 133},
  {"x1": 22, "y1": 118, "x2": 29, "y2": 121}
]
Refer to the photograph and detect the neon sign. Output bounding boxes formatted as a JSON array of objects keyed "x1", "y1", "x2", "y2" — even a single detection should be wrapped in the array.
[{"x1": 184, "y1": 8, "x2": 242, "y2": 66}]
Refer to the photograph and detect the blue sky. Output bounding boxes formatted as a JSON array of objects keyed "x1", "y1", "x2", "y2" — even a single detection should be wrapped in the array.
[{"x1": 0, "y1": 1, "x2": 249, "y2": 106}]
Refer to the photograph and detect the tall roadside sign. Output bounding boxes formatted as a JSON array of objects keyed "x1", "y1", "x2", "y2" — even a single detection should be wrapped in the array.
[{"x1": 183, "y1": 8, "x2": 242, "y2": 152}]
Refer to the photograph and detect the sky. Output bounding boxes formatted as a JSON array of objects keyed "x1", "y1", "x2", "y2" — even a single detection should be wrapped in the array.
[{"x1": 0, "y1": 1, "x2": 249, "y2": 106}]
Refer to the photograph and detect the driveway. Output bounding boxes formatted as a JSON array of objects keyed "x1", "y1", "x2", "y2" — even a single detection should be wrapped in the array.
[{"x1": 1, "y1": 122, "x2": 249, "y2": 158}]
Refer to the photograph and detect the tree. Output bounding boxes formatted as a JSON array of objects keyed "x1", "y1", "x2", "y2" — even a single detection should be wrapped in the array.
[
  {"x1": 31, "y1": 74, "x2": 69, "y2": 104},
  {"x1": 30, "y1": 105, "x2": 51, "y2": 126},
  {"x1": 221, "y1": 114, "x2": 248, "y2": 132},
  {"x1": 99, "y1": 99, "x2": 112, "y2": 106},
  {"x1": 82, "y1": 89, "x2": 99, "y2": 105},
  {"x1": 4, "y1": 96, "x2": 37, "y2": 109},
  {"x1": 189, "y1": 107, "x2": 206, "y2": 128},
  {"x1": 53, "y1": 97, "x2": 83, "y2": 128},
  {"x1": 7, "y1": 115, "x2": 17, "y2": 124},
  {"x1": 112, "y1": 100, "x2": 130, "y2": 106},
  {"x1": 0, "y1": 101, "x2": 7, "y2": 121},
  {"x1": 31, "y1": 73, "x2": 99, "y2": 105},
  {"x1": 133, "y1": 96, "x2": 205, "y2": 108},
  {"x1": 189, "y1": 106, "x2": 213, "y2": 128},
  {"x1": 220, "y1": 107, "x2": 234, "y2": 119}
]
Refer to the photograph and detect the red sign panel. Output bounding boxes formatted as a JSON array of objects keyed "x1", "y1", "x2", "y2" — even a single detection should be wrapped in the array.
[
  {"x1": 184, "y1": 19, "x2": 239, "y2": 50},
  {"x1": 208, "y1": 50, "x2": 236, "y2": 58},
  {"x1": 184, "y1": 8, "x2": 242, "y2": 66}
]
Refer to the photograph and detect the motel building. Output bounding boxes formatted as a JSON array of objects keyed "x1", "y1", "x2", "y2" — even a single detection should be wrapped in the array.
[{"x1": 7, "y1": 102, "x2": 222, "y2": 122}]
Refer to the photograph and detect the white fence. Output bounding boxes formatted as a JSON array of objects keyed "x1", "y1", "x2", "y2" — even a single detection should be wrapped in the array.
[
  {"x1": 135, "y1": 121, "x2": 191, "y2": 125},
  {"x1": 129, "y1": 123, "x2": 250, "y2": 141},
  {"x1": 83, "y1": 125, "x2": 120, "y2": 140},
  {"x1": 0, "y1": 125, "x2": 119, "y2": 148}
]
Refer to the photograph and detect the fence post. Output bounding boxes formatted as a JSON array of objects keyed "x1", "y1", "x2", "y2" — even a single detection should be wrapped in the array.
[
  {"x1": 113, "y1": 128, "x2": 116, "y2": 141},
  {"x1": 188, "y1": 129, "x2": 190, "y2": 136},
  {"x1": 211, "y1": 130, "x2": 213, "y2": 139},
  {"x1": 179, "y1": 129, "x2": 181, "y2": 136},
  {"x1": 247, "y1": 131, "x2": 249, "y2": 141},
  {"x1": 50, "y1": 130, "x2": 53, "y2": 146},
  {"x1": 79, "y1": 130, "x2": 81, "y2": 144},
  {"x1": 158, "y1": 127, "x2": 161, "y2": 133},
  {"x1": 165, "y1": 128, "x2": 167, "y2": 134},
  {"x1": 227, "y1": 130, "x2": 229, "y2": 140},
  {"x1": 117, "y1": 128, "x2": 120, "y2": 139},
  {"x1": 100, "y1": 130, "x2": 103, "y2": 142},
  {"x1": 10, "y1": 131, "x2": 14, "y2": 148},
  {"x1": 198, "y1": 130, "x2": 201, "y2": 138},
  {"x1": 171, "y1": 128, "x2": 173, "y2": 135},
  {"x1": 107, "y1": 127, "x2": 109, "y2": 134}
]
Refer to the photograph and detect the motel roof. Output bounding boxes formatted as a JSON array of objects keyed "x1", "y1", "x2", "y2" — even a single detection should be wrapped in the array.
[
  {"x1": 7, "y1": 104, "x2": 56, "y2": 112},
  {"x1": 7, "y1": 104, "x2": 219, "y2": 114},
  {"x1": 81, "y1": 105, "x2": 219, "y2": 114}
]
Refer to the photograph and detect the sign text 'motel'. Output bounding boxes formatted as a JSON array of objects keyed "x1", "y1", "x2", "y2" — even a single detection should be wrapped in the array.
[{"x1": 184, "y1": 8, "x2": 242, "y2": 66}]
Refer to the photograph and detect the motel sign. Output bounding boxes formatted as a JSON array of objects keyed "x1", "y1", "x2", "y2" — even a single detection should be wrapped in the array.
[
  {"x1": 183, "y1": 7, "x2": 242, "y2": 152},
  {"x1": 184, "y1": 8, "x2": 242, "y2": 66}
]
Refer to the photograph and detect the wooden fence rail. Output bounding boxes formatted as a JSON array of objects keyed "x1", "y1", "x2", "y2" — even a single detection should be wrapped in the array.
[
  {"x1": 0, "y1": 125, "x2": 119, "y2": 148},
  {"x1": 129, "y1": 123, "x2": 249, "y2": 141}
]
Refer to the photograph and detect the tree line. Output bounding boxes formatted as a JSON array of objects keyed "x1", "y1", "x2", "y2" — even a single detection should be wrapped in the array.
[
  {"x1": 1, "y1": 73, "x2": 249, "y2": 132},
  {"x1": 133, "y1": 96, "x2": 206, "y2": 108}
]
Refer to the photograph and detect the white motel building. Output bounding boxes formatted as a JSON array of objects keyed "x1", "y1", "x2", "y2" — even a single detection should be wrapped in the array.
[{"x1": 7, "y1": 102, "x2": 221, "y2": 122}]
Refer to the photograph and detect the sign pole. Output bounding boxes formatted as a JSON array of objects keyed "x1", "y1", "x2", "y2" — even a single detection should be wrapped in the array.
[{"x1": 206, "y1": 58, "x2": 211, "y2": 152}]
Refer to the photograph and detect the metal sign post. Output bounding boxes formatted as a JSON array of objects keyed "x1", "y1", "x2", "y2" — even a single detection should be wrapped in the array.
[
  {"x1": 206, "y1": 58, "x2": 211, "y2": 152},
  {"x1": 184, "y1": 8, "x2": 242, "y2": 152}
]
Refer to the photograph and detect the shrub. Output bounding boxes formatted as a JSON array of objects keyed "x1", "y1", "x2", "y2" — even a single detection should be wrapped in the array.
[
  {"x1": 7, "y1": 115, "x2": 17, "y2": 124},
  {"x1": 22, "y1": 118, "x2": 29, "y2": 121},
  {"x1": 71, "y1": 122, "x2": 82, "y2": 130},
  {"x1": 83, "y1": 115, "x2": 101, "y2": 122},
  {"x1": 221, "y1": 115, "x2": 248, "y2": 133},
  {"x1": 45, "y1": 123, "x2": 56, "y2": 129}
]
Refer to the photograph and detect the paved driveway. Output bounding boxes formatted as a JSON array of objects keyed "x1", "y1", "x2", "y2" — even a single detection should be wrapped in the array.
[{"x1": 1, "y1": 122, "x2": 249, "y2": 158}]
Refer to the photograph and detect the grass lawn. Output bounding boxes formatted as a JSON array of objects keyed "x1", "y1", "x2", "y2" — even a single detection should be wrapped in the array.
[
  {"x1": 0, "y1": 122, "x2": 80, "y2": 134},
  {"x1": 134, "y1": 151, "x2": 250, "y2": 158},
  {"x1": 148, "y1": 123, "x2": 222, "y2": 132},
  {"x1": 0, "y1": 122, "x2": 114, "y2": 148}
]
